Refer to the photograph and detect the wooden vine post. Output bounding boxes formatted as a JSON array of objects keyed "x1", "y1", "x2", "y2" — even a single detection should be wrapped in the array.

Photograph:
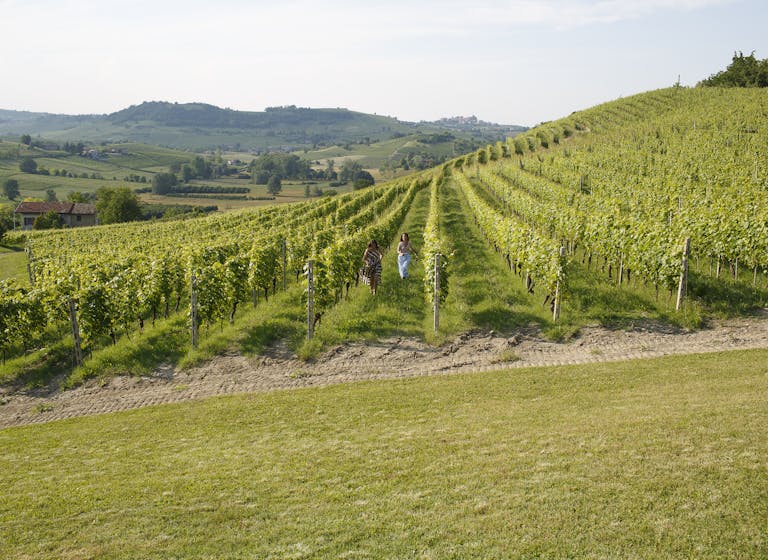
[
  {"x1": 282, "y1": 238, "x2": 287, "y2": 291},
  {"x1": 675, "y1": 237, "x2": 691, "y2": 312},
  {"x1": 553, "y1": 247, "x2": 566, "y2": 322},
  {"x1": 190, "y1": 273, "x2": 199, "y2": 349},
  {"x1": 26, "y1": 247, "x2": 35, "y2": 286},
  {"x1": 68, "y1": 299, "x2": 83, "y2": 367},
  {"x1": 307, "y1": 259, "x2": 315, "y2": 340},
  {"x1": 433, "y1": 253, "x2": 441, "y2": 333}
]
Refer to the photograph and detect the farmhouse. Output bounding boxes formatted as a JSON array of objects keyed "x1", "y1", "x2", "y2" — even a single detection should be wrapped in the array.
[{"x1": 14, "y1": 201, "x2": 97, "y2": 230}]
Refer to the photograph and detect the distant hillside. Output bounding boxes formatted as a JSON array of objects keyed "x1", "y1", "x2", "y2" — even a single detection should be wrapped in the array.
[{"x1": 0, "y1": 102, "x2": 526, "y2": 152}]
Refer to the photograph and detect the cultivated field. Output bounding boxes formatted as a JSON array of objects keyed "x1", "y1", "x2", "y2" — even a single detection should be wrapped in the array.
[{"x1": 2, "y1": 86, "x2": 768, "y2": 557}]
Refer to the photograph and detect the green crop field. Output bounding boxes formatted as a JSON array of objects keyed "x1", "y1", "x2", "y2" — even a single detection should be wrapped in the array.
[
  {"x1": 1, "y1": 85, "x2": 768, "y2": 557},
  {"x1": 3, "y1": 86, "x2": 768, "y2": 384}
]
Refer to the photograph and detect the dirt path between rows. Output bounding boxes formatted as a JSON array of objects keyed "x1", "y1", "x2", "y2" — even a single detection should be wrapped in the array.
[{"x1": 2, "y1": 311, "x2": 768, "y2": 429}]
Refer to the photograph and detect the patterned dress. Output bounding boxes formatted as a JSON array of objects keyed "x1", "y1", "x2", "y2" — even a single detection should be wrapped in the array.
[{"x1": 361, "y1": 249, "x2": 382, "y2": 286}]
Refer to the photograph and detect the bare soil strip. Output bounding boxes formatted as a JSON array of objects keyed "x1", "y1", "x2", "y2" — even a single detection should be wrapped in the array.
[{"x1": 2, "y1": 312, "x2": 767, "y2": 429}]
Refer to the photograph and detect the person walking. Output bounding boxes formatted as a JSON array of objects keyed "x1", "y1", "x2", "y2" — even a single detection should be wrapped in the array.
[
  {"x1": 397, "y1": 232, "x2": 418, "y2": 279},
  {"x1": 361, "y1": 239, "x2": 383, "y2": 295}
]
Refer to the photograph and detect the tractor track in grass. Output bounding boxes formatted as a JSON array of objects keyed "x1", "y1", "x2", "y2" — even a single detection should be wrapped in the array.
[{"x1": 2, "y1": 310, "x2": 767, "y2": 429}]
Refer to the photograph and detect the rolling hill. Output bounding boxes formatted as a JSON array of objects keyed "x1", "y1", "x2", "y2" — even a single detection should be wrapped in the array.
[{"x1": 0, "y1": 102, "x2": 526, "y2": 151}]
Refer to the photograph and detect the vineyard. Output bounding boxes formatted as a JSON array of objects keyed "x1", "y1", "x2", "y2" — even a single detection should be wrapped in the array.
[{"x1": 2, "y1": 86, "x2": 768, "y2": 386}]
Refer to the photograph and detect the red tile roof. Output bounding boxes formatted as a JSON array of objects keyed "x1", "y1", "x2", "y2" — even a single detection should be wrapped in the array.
[{"x1": 14, "y1": 202, "x2": 96, "y2": 215}]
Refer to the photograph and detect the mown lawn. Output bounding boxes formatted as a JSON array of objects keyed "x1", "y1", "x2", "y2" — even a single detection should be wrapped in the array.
[{"x1": 1, "y1": 349, "x2": 766, "y2": 559}]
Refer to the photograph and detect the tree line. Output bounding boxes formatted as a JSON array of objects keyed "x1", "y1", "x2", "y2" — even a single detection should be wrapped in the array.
[{"x1": 699, "y1": 51, "x2": 768, "y2": 88}]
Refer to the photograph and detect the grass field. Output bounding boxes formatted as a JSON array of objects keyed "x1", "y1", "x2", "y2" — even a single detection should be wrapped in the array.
[
  {"x1": 0, "y1": 243, "x2": 27, "y2": 284},
  {"x1": 1, "y1": 349, "x2": 766, "y2": 558}
]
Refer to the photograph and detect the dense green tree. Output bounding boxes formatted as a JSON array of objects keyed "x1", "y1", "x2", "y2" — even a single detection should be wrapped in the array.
[
  {"x1": 63, "y1": 141, "x2": 85, "y2": 154},
  {"x1": 96, "y1": 187, "x2": 143, "y2": 224},
  {"x1": 45, "y1": 188, "x2": 58, "y2": 202},
  {"x1": 266, "y1": 174, "x2": 282, "y2": 196},
  {"x1": 339, "y1": 160, "x2": 363, "y2": 182},
  {"x1": 20, "y1": 134, "x2": 31, "y2": 146},
  {"x1": 33, "y1": 210, "x2": 62, "y2": 230},
  {"x1": 0, "y1": 204, "x2": 14, "y2": 239},
  {"x1": 19, "y1": 157, "x2": 37, "y2": 174},
  {"x1": 181, "y1": 164, "x2": 194, "y2": 183},
  {"x1": 3, "y1": 179, "x2": 20, "y2": 200},
  {"x1": 352, "y1": 170, "x2": 375, "y2": 189},
  {"x1": 152, "y1": 172, "x2": 178, "y2": 195},
  {"x1": 250, "y1": 153, "x2": 312, "y2": 181},
  {"x1": 253, "y1": 170, "x2": 271, "y2": 184},
  {"x1": 192, "y1": 156, "x2": 212, "y2": 180},
  {"x1": 699, "y1": 51, "x2": 768, "y2": 87},
  {"x1": 67, "y1": 191, "x2": 96, "y2": 203}
]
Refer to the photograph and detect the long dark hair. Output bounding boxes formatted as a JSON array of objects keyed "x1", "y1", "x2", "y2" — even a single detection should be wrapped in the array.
[
  {"x1": 400, "y1": 233, "x2": 409, "y2": 242},
  {"x1": 367, "y1": 239, "x2": 379, "y2": 250}
]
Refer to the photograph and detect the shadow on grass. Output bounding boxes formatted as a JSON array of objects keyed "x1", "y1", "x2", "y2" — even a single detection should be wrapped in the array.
[
  {"x1": 0, "y1": 243, "x2": 24, "y2": 252},
  {"x1": 239, "y1": 315, "x2": 305, "y2": 355},
  {"x1": 470, "y1": 306, "x2": 546, "y2": 333},
  {"x1": 68, "y1": 318, "x2": 190, "y2": 387},
  {"x1": 688, "y1": 272, "x2": 768, "y2": 315},
  {"x1": 0, "y1": 341, "x2": 76, "y2": 395}
]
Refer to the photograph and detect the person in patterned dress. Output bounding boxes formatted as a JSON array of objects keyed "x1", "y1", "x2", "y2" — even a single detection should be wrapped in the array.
[{"x1": 361, "y1": 239, "x2": 383, "y2": 295}]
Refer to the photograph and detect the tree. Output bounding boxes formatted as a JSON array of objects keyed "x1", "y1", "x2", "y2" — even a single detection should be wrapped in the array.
[
  {"x1": 152, "y1": 172, "x2": 178, "y2": 195},
  {"x1": 45, "y1": 188, "x2": 58, "y2": 202},
  {"x1": 339, "y1": 160, "x2": 363, "y2": 182},
  {"x1": 352, "y1": 170, "x2": 375, "y2": 190},
  {"x1": 181, "y1": 164, "x2": 194, "y2": 183},
  {"x1": 699, "y1": 51, "x2": 768, "y2": 87},
  {"x1": 304, "y1": 184, "x2": 311, "y2": 198},
  {"x1": 33, "y1": 210, "x2": 62, "y2": 230},
  {"x1": 192, "y1": 156, "x2": 212, "y2": 180},
  {"x1": 3, "y1": 179, "x2": 20, "y2": 200},
  {"x1": 0, "y1": 204, "x2": 14, "y2": 239},
  {"x1": 249, "y1": 153, "x2": 311, "y2": 181},
  {"x1": 19, "y1": 157, "x2": 37, "y2": 174},
  {"x1": 96, "y1": 187, "x2": 143, "y2": 224},
  {"x1": 67, "y1": 191, "x2": 96, "y2": 203},
  {"x1": 20, "y1": 134, "x2": 31, "y2": 146},
  {"x1": 266, "y1": 174, "x2": 282, "y2": 196},
  {"x1": 253, "y1": 170, "x2": 271, "y2": 185}
]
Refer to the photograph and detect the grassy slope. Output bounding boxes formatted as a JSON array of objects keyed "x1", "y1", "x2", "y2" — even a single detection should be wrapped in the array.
[
  {"x1": 0, "y1": 108, "x2": 418, "y2": 151},
  {"x1": 1, "y1": 349, "x2": 766, "y2": 558},
  {"x1": 304, "y1": 134, "x2": 459, "y2": 171},
  {"x1": 0, "y1": 142, "x2": 190, "y2": 203},
  {"x1": 0, "y1": 244, "x2": 27, "y2": 284}
]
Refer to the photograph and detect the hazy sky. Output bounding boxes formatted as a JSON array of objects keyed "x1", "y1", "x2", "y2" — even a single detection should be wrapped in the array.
[{"x1": 1, "y1": 0, "x2": 765, "y2": 126}]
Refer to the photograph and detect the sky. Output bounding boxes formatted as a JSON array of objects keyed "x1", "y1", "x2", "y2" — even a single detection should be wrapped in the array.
[{"x1": 1, "y1": 0, "x2": 766, "y2": 127}]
